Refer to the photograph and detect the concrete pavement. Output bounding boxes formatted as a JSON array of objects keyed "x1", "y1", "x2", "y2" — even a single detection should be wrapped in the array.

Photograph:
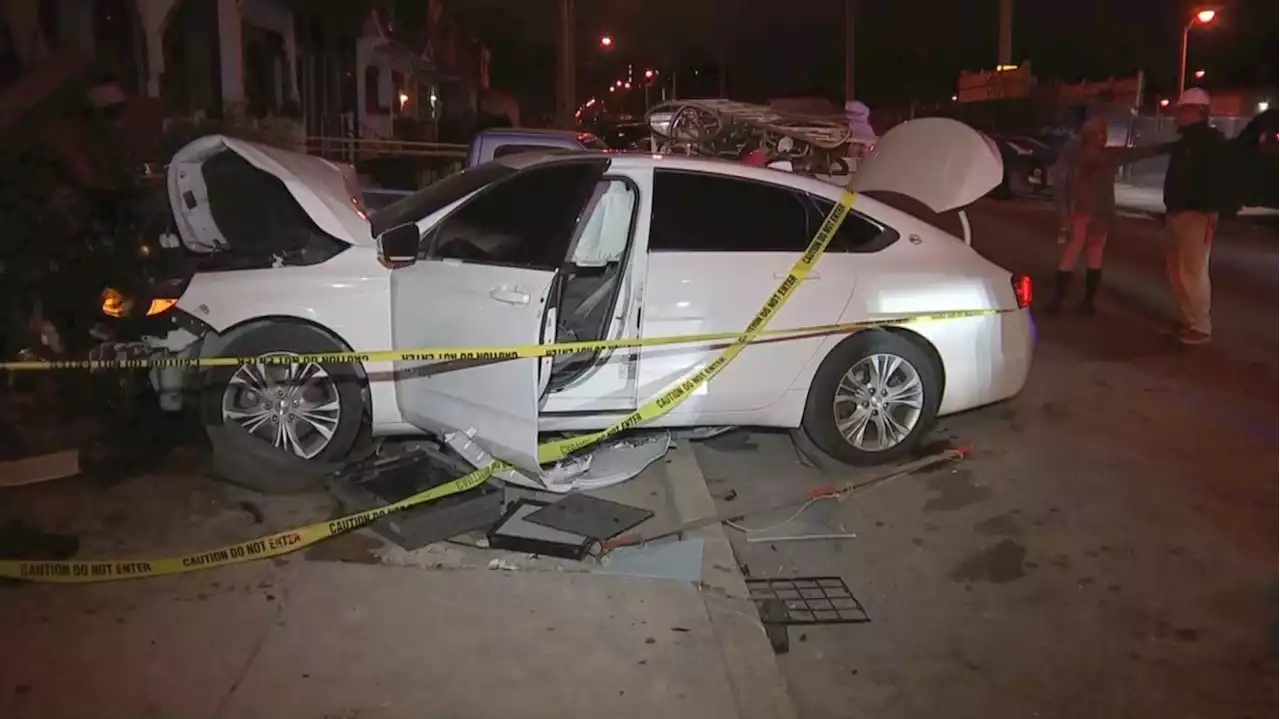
[
  {"x1": 0, "y1": 444, "x2": 797, "y2": 719},
  {"x1": 691, "y1": 203, "x2": 1278, "y2": 719}
]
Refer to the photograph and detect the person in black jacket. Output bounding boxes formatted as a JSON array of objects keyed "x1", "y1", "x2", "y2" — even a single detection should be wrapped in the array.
[{"x1": 1162, "y1": 88, "x2": 1227, "y2": 345}]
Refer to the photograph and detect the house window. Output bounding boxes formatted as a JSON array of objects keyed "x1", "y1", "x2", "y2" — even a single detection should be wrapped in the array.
[
  {"x1": 391, "y1": 70, "x2": 405, "y2": 116},
  {"x1": 243, "y1": 24, "x2": 286, "y2": 117},
  {"x1": 364, "y1": 66, "x2": 386, "y2": 114}
]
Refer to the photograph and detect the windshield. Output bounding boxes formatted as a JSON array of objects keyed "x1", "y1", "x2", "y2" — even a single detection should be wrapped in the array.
[{"x1": 369, "y1": 163, "x2": 516, "y2": 235}]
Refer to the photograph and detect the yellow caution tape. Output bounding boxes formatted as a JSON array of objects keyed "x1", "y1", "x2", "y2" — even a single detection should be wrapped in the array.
[
  {"x1": 0, "y1": 189, "x2": 1006, "y2": 583},
  {"x1": 0, "y1": 313, "x2": 1003, "y2": 373}
]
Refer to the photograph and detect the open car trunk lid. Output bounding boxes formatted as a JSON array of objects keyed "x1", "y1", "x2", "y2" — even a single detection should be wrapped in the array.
[
  {"x1": 851, "y1": 117, "x2": 1004, "y2": 213},
  {"x1": 167, "y1": 135, "x2": 373, "y2": 253}
]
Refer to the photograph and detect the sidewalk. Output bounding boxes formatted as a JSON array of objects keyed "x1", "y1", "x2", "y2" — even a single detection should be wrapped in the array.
[{"x1": 0, "y1": 444, "x2": 796, "y2": 719}]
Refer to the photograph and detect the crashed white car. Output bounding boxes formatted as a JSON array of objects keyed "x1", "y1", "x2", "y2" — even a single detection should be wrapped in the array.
[{"x1": 119, "y1": 118, "x2": 1034, "y2": 493}]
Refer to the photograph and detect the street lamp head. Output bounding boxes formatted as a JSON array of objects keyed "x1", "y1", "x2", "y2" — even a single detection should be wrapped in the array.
[
  {"x1": 624, "y1": 82, "x2": 632, "y2": 90},
  {"x1": 644, "y1": 70, "x2": 654, "y2": 80},
  {"x1": 1193, "y1": 69, "x2": 1206, "y2": 79},
  {"x1": 600, "y1": 35, "x2": 613, "y2": 47},
  {"x1": 615, "y1": 80, "x2": 623, "y2": 87},
  {"x1": 1194, "y1": 9, "x2": 1216, "y2": 24}
]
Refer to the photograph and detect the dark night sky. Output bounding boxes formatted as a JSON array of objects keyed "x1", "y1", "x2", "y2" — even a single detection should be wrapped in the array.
[{"x1": 450, "y1": 0, "x2": 1278, "y2": 113}]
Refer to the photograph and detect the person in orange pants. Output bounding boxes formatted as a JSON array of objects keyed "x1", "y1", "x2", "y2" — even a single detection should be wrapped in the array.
[{"x1": 1046, "y1": 116, "x2": 1171, "y2": 315}]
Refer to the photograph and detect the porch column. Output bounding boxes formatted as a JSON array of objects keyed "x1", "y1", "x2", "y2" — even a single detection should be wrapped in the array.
[
  {"x1": 134, "y1": 0, "x2": 178, "y2": 98},
  {"x1": 57, "y1": 0, "x2": 95, "y2": 56},
  {"x1": 216, "y1": 0, "x2": 244, "y2": 104}
]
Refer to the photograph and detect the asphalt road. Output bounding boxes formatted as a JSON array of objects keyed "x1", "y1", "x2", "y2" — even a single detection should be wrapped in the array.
[{"x1": 693, "y1": 199, "x2": 1278, "y2": 719}]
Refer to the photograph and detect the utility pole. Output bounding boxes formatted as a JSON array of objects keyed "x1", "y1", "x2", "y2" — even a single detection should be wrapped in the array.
[
  {"x1": 717, "y1": 0, "x2": 729, "y2": 97},
  {"x1": 843, "y1": 0, "x2": 855, "y2": 102},
  {"x1": 556, "y1": 0, "x2": 576, "y2": 129},
  {"x1": 998, "y1": 0, "x2": 1013, "y2": 66}
]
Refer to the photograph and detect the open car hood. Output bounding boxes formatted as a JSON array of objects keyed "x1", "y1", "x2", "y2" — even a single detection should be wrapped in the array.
[
  {"x1": 168, "y1": 135, "x2": 373, "y2": 253},
  {"x1": 851, "y1": 117, "x2": 1004, "y2": 213}
]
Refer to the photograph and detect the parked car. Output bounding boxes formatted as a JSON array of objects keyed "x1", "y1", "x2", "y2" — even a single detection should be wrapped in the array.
[
  {"x1": 988, "y1": 133, "x2": 1057, "y2": 199},
  {"x1": 595, "y1": 121, "x2": 653, "y2": 150},
  {"x1": 463, "y1": 127, "x2": 608, "y2": 167},
  {"x1": 1233, "y1": 108, "x2": 1278, "y2": 209},
  {"x1": 360, "y1": 187, "x2": 413, "y2": 213},
  {"x1": 103, "y1": 119, "x2": 1034, "y2": 492}
]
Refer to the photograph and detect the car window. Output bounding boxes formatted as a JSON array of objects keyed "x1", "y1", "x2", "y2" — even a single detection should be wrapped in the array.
[
  {"x1": 805, "y1": 197, "x2": 900, "y2": 253},
  {"x1": 424, "y1": 162, "x2": 605, "y2": 270},
  {"x1": 492, "y1": 143, "x2": 576, "y2": 159},
  {"x1": 361, "y1": 189, "x2": 412, "y2": 213},
  {"x1": 370, "y1": 162, "x2": 515, "y2": 236},
  {"x1": 650, "y1": 171, "x2": 812, "y2": 252},
  {"x1": 566, "y1": 179, "x2": 636, "y2": 266}
]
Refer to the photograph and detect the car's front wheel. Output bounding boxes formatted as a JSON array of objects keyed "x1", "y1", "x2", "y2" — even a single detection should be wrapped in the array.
[
  {"x1": 799, "y1": 331, "x2": 941, "y2": 466},
  {"x1": 201, "y1": 323, "x2": 365, "y2": 492}
]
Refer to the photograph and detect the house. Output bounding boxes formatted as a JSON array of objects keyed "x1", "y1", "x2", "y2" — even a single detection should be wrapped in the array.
[{"x1": 0, "y1": 0, "x2": 494, "y2": 151}]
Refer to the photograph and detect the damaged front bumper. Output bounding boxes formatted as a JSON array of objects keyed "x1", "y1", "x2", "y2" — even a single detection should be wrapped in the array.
[{"x1": 90, "y1": 327, "x2": 205, "y2": 412}]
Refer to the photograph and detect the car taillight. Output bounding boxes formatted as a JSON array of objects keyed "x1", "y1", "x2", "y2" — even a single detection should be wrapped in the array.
[{"x1": 1012, "y1": 274, "x2": 1033, "y2": 309}]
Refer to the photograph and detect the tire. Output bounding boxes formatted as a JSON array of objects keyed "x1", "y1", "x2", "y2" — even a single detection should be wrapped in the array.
[
  {"x1": 799, "y1": 330, "x2": 942, "y2": 466},
  {"x1": 200, "y1": 323, "x2": 365, "y2": 490},
  {"x1": 990, "y1": 175, "x2": 1014, "y2": 200}
]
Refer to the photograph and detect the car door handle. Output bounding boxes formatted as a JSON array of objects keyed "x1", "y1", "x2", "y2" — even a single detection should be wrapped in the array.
[
  {"x1": 489, "y1": 287, "x2": 530, "y2": 305},
  {"x1": 774, "y1": 271, "x2": 821, "y2": 281}
]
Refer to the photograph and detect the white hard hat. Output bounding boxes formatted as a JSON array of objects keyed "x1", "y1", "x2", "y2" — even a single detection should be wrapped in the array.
[{"x1": 1176, "y1": 88, "x2": 1211, "y2": 107}]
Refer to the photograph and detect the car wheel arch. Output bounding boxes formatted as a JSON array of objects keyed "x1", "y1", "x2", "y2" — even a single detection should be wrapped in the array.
[
  {"x1": 810, "y1": 327, "x2": 945, "y2": 396},
  {"x1": 880, "y1": 326, "x2": 947, "y2": 398},
  {"x1": 198, "y1": 316, "x2": 372, "y2": 406}
]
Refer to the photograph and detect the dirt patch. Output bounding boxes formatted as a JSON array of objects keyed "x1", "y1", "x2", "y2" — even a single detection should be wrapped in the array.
[
  {"x1": 304, "y1": 531, "x2": 385, "y2": 564},
  {"x1": 947, "y1": 539, "x2": 1028, "y2": 584},
  {"x1": 974, "y1": 513, "x2": 1025, "y2": 538},
  {"x1": 922, "y1": 470, "x2": 992, "y2": 512}
]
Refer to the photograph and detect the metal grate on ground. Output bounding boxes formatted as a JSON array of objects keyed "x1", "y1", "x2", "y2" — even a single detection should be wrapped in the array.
[{"x1": 746, "y1": 576, "x2": 870, "y2": 625}]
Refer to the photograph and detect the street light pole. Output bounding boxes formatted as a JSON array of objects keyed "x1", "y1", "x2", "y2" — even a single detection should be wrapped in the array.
[
  {"x1": 843, "y1": 0, "x2": 856, "y2": 102},
  {"x1": 556, "y1": 0, "x2": 576, "y2": 129},
  {"x1": 1178, "y1": 9, "x2": 1216, "y2": 99},
  {"x1": 1178, "y1": 23, "x2": 1190, "y2": 99}
]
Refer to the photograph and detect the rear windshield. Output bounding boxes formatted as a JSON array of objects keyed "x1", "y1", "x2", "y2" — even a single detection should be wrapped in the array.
[{"x1": 369, "y1": 163, "x2": 516, "y2": 235}]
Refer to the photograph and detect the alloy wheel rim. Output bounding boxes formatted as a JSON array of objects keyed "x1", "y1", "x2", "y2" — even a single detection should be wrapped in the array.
[
  {"x1": 221, "y1": 354, "x2": 341, "y2": 460},
  {"x1": 832, "y1": 353, "x2": 924, "y2": 452}
]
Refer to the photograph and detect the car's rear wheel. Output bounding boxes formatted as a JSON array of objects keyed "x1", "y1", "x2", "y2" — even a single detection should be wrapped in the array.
[
  {"x1": 799, "y1": 331, "x2": 941, "y2": 466},
  {"x1": 200, "y1": 323, "x2": 365, "y2": 492}
]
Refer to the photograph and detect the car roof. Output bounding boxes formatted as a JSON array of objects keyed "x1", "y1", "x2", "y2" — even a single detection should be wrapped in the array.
[{"x1": 494, "y1": 150, "x2": 849, "y2": 200}]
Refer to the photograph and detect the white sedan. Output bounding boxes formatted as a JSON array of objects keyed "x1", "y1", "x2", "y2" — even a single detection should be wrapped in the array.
[{"x1": 128, "y1": 118, "x2": 1034, "y2": 493}]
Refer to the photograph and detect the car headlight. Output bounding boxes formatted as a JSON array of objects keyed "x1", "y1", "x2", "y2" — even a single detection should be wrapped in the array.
[
  {"x1": 100, "y1": 288, "x2": 181, "y2": 318},
  {"x1": 100, "y1": 287, "x2": 133, "y2": 318},
  {"x1": 146, "y1": 298, "x2": 178, "y2": 315}
]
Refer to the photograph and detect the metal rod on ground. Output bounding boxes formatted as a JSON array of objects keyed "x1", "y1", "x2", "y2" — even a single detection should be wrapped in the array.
[{"x1": 602, "y1": 443, "x2": 972, "y2": 551}]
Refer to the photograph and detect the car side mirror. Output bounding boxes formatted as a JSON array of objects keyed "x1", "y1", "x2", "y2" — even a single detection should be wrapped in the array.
[{"x1": 378, "y1": 223, "x2": 420, "y2": 267}]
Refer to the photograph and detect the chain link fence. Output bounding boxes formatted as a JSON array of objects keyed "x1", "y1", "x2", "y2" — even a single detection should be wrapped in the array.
[{"x1": 1122, "y1": 115, "x2": 1252, "y2": 187}]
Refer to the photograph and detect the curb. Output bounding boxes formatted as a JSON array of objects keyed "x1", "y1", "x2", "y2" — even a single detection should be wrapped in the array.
[{"x1": 662, "y1": 441, "x2": 799, "y2": 719}]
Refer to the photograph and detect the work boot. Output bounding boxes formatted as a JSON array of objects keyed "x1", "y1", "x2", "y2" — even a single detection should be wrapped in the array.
[
  {"x1": 1079, "y1": 268, "x2": 1102, "y2": 316},
  {"x1": 1044, "y1": 270, "x2": 1071, "y2": 315}
]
